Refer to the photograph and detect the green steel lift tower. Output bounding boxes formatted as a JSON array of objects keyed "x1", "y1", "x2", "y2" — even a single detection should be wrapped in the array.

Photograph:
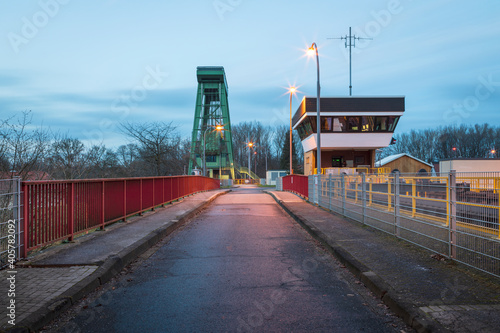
[{"x1": 188, "y1": 66, "x2": 235, "y2": 179}]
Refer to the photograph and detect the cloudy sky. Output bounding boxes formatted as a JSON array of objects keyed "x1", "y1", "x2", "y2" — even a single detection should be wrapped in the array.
[{"x1": 1, "y1": 0, "x2": 499, "y2": 147}]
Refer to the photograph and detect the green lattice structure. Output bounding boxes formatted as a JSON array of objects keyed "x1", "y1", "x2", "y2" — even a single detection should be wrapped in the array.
[{"x1": 188, "y1": 66, "x2": 235, "y2": 179}]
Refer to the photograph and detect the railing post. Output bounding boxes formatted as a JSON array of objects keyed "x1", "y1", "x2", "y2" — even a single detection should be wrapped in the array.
[
  {"x1": 328, "y1": 174, "x2": 332, "y2": 211},
  {"x1": 139, "y1": 179, "x2": 143, "y2": 216},
  {"x1": 152, "y1": 178, "x2": 156, "y2": 211},
  {"x1": 362, "y1": 173, "x2": 366, "y2": 225},
  {"x1": 12, "y1": 177, "x2": 20, "y2": 260},
  {"x1": 411, "y1": 179, "x2": 416, "y2": 217},
  {"x1": 21, "y1": 182, "x2": 28, "y2": 258},
  {"x1": 317, "y1": 168, "x2": 321, "y2": 206},
  {"x1": 162, "y1": 178, "x2": 165, "y2": 207},
  {"x1": 101, "y1": 181, "x2": 105, "y2": 230},
  {"x1": 68, "y1": 182, "x2": 74, "y2": 242},
  {"x1": 388, "y1": 176, "x2": 392, "y2": 211},
  {"x1": 449, "y1": 170, "x2": 457, "y2": 259},
  {"x1": 123, "y1": 180, "x2": 127, "y2": 221},
  {"x1": 341, "y1": 173, "x2": 346, "y2": 216},
  {"x1": 314, "y1": 175, "x2": 318, "y2": 205},
  {"x1": 394, "y1": 173, "x2": 400, "y2": 237}
]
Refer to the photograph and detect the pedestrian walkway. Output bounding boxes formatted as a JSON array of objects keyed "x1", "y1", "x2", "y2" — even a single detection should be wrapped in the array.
[
  {"x1": 266, "y1": 190, "x2": 500, "y2": 333},
  {"x1": 0, "y1": 189, "x2": 228, "y2": 333}
]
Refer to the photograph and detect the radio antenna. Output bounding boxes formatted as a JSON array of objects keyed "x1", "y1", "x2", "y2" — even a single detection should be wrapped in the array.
[{"x1": 329, "y1": 27, "x2": 372, "y2": 96}]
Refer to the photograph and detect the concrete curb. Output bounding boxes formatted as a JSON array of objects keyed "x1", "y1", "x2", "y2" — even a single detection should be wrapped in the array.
[
  {"x1": 8, "y1": 190, "x2": 229, "y2": 333},
  {"x1": 264, "y1": 190, "x2": 445, "y2": 333}
]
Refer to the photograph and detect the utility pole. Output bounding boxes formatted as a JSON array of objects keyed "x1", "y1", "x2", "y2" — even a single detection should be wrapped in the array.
[{"x1": 329, "y1": 27, "x2": 372, "y2": 96}]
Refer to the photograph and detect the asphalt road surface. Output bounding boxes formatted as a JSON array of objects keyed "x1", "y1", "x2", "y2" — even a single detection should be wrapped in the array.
[{"x1": 44, "y1": 186, "x2": 412, "y2": 333}]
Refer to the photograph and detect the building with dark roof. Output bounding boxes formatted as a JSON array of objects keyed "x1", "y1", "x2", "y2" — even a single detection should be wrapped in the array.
[{"x1": 292, "y1": 96, "x2": 405, "y2": 175}]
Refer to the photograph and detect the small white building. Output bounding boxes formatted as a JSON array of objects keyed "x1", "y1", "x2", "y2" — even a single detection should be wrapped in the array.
[
  {"x1": 266, "y1": 170, "x2": 288, "y2": 186},
  {"x1": 439, "y1": 159, "x2": 500, "y2": 173}
]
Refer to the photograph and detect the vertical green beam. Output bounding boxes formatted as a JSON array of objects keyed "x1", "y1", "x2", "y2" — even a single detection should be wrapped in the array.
[
  {"x1": 188, "y1": 82, "x2": 203, "y2": 174},
  {"x1": 188, "y1": 67, "x2": 235, "y2": 179}
]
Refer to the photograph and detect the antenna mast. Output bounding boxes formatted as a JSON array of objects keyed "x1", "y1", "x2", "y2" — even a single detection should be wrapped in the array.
[{"x1": 329, "y1": 27, "x2": 372, "y2": 96}]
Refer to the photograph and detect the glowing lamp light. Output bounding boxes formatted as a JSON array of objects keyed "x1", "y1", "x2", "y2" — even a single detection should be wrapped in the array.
[
  {"x1": 307, "y1": 46, "x2": 316, "y2": 57},
  {"x1": 248, "y1": 142, "x2": 254, "y2": 147},
  {"x1": 215, "y1": 125, "x2": 224, "y2": 131}
]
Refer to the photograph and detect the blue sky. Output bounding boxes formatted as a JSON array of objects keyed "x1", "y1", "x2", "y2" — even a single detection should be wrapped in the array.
[{"x1": 1, "y1": 0, "x2": 499, "y2": 147}]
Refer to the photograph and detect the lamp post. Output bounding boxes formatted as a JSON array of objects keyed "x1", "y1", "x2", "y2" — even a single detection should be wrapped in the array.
[
  {"x1": 203, "y1": 125, "x2": 224, "y2": 177},
  {"x1": 247, "y1": 141, "x2": 254, "y2": 179},
  {"x1": 307, "y1": 43, "x2": 321, "y2": 204},
  {"x1": 288, "y1": 86, "x2": 296, "y2": 175},
  {"x1": 254, "y1": 151, "x2": 257, "y2": 177},
  {"x1": 307, "y1": 43, "x2": 321, "y2": 175},
  {"x1": 451, "y1": 146, "x2": 462, "y2": 158}
]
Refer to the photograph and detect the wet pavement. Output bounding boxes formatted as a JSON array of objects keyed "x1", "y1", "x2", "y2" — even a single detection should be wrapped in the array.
[
  {"x1": 38, "y1": 186, "x2": 410, "y2": 332},
  {"x1": 0, "y1": 189, "x2": 228, "y2": 332},
  {"x1": 267, "y1": 189, "x2": 500, "y2": 332}
]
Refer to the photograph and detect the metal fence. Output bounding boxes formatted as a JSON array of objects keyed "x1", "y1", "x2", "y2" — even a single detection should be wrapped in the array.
[
  {"x1": 0, "y1": 178, "x2": 22, "y2": 268},
  {"x1": 282, "y1": 171, "x2": 500, "y2": 278},
  {"x1": 21, "y1": 176, "x2": 219, "y2": 258},
  {"x1": 281, "y1": 175, "x2": 308, "y2": 198}
]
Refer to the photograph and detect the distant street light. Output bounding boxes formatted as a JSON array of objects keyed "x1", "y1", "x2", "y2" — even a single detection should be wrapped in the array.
[
  {"x1": 254, "y1": 151, "x2": 258, "y2": 176},
  {"x1": 451, "y1": 146, "x2": 462, "y2": 158},
  {"x1": 203, "y1": 125, "x2": 224, "y2": 177},
  {"x1": 490, "y1": 149, "x2": 497, "y2": 158},
  {"x1": 247, "y1": 141, "x2": 254, "y2": 180}
]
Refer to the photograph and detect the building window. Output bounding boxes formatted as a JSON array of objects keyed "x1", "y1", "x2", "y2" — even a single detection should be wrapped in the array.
[
  {"x1": 374, "y1": 117, "x2": 387, "y2": 131},
  {"x1": 332, "y1": 157, "x2": 343, "y2": 167},
  {"x1": 347, "y1": 117, "x2": 360, "y2": 131},
  {"x1": 321, "y1": 117, "x2": 332, "y2": 131},
  {"x1": 333, "y1": 117, "x2": 346, "y2": 132},
  {"x1": 387, "y1": 116, "x2": 399, "y2": 132},
  {"x1": 362, "y1": 117, "x2": 374, "y2": 132},
  {"x1": 296, "y1": 115, "x2": 400, "y2": 135}
]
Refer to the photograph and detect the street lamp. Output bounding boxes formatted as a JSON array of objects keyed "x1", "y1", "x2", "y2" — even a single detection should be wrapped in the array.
[
  {"x1": 307, "y1": 42, "x2": 321, "y2": 204},
  {"x1": 247, "y1": 141, "x2": 254, "y2": 179},
  {"x1": 203, "y1": 125, "x2": 224, "y2": 177},
  {"x1": 288, "y1": 86, "x2": 297, "y2": 175},
  {"x1": 254, "y1": 151, "x2": 258, "y2": 176},
  {"x1": 307, "y1": 43, "x2": 321, "y2": 176},
  {"x1": 451, "y1": 146, "x2": 462, "y2": 158}
]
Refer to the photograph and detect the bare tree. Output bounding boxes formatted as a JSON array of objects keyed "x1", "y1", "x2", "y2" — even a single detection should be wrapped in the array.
[
  {"x1": 119, "y1": 121, "x2": 182, "y2": 176},
  {"x1": 116, "y1": 143, "x2": 141, "y2": 177},
  {"x1": 381, "y1": 123, "x2": 500, "y2": 162},
  {"x1": 0, "y1": 111, "x2": 50, "y2": 180},
  {"x1": 48, "y1": 136, "x2": 87, "y2": 179}
]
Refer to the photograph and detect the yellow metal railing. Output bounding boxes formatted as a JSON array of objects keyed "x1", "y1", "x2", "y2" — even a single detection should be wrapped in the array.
[{"x1": 334, "y1": 173, "x2": 499, "y2": 237}]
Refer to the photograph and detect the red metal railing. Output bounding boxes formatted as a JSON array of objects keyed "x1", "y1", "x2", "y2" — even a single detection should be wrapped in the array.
[
  {"x1": 282, "y1": 175, "x2": 309, "y2": 198},
  {"x1": 21, "y1": 176, "x2": 219, "y2": 257}
]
